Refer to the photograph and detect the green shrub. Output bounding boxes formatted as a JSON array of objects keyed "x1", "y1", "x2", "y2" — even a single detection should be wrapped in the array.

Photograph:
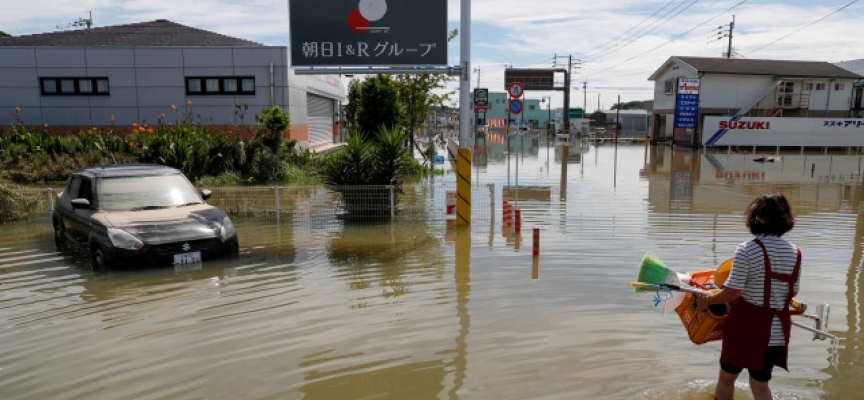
[{"x1": 0, "y1": 179, "x2": 37, "y2": 223}]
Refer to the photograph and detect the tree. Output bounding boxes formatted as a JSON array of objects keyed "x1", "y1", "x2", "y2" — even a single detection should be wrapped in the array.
[
  {"x1": 0, "y1": 31, "x2": 9, "y2": 38},
  {"x1": 392, "y1": 29, "x2": 459, "y2": 151},
  {"x1": 611, "y1": 100, "x2": 652, "y2": 110},
  {"x1": 356, "y1": 74, "x2": 401, "y2": 142},
  {"x1": 345, "y1": 79, "x2": 362, "y2": 134}
]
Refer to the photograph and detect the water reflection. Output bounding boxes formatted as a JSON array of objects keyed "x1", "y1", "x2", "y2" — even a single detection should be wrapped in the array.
[{"x1": 821, "y1": 207, "x2": 864, "y2": 399}]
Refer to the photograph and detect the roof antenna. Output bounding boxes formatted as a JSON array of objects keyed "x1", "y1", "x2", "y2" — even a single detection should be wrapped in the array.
[{"x1": 57, "y1": 11, "x2": 93, "y2": 30}]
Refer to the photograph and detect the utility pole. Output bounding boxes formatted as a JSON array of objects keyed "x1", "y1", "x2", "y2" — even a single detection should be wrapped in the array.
[
  {"x1": 474, "y1": 67, "x2": 481, "y2": 89},
  {"x1": 583, "y1": 81, "x2": 587, "y2": 130},
  {"x1": 564, "y1": 55, "x2": 571, "y2": 139},
  {"x1": 710, "y1": 16, "x2": 735, "y2": 58},
  {"x1": 727, "y1": 15, "x2": 735, "y2": 59}
]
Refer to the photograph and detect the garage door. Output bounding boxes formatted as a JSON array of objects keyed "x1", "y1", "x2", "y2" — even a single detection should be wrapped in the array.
[{"x1": 307, "y1": 94, "x2": 334, "y2": 146}]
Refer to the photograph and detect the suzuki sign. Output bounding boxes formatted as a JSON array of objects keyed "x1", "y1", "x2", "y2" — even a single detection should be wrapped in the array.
[{"x1": 704, "y1": 117, "x2": 864, "y2": 147}]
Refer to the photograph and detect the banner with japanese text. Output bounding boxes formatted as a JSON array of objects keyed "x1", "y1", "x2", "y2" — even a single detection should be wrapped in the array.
[
  {"x1": 289, "y1": 0, "x2": 448, "y2": 67},
  {"x1": 674, "y1": 78, "x2": 700, "y2": 130}
]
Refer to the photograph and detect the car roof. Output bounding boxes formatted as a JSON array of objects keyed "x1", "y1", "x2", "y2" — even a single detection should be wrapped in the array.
[{"x1": 72, "y1": 164, "x2": 183, "y2": 178}]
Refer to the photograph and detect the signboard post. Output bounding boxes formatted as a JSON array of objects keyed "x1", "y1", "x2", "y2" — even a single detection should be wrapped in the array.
[
  {"x1": 474, "y1": 88, "x2": 488, "y2": 129},
  {"x1": 289, "y1": 0, "x2": 448, "y2": 67},
  {"x1": 674, "y1": 78, "x2": 700, "y2": 138}
]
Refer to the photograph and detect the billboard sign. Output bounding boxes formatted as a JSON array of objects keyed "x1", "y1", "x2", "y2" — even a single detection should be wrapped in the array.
[
  {"x1": 289, "y1": 0, "x2": 448, "y2": 67},
  {"x1": 703, "y1": 116, "x2": 864, "y2": 146},
  {"x1": 505, "y1": 69, "x2": 556, "y2": 91},
  {"x1": 674, "y1": 78, "x2": 700, "y2": 130},
  {"x1": 568, "y1": 108, "x2": 584, "y2": 119}
]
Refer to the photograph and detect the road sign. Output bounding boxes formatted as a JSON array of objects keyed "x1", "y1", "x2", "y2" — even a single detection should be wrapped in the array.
[
  {"x1": 509, "y1": 99, "x2": 524, "y2": 115},
  {"x1": 505, "y1": 69, "x2": 556, "y2": 91},
  {"x1": 474, "y1": 105, "x2": 489, "y2": 114},
  {"x1": 568, "y1": 108, "x2": 584, "y2": 119},
  {"x1": 508, "y1": 82, "x2": 524, "y2": 99},
  {"x1": 289, "y1": 0, "x2": 448, "y2": 67},
  {"x1": 474, "y1": 88, "x2": 489, "y2": 106}
]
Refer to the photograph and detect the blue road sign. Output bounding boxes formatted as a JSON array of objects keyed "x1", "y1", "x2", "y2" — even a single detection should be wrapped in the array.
[{"x1": 509, "y1": 99, "x2": 524, "y2": 115}]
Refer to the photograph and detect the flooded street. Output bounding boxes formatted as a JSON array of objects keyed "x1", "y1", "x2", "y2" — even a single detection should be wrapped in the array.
[{"x1": 1, "y1": 137, "x2": 862, "y2": 399}]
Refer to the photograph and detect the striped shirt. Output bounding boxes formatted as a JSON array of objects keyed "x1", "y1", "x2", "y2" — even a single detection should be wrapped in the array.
[{"x1": 725, "y1": 236, "x2": 801, "y2": 346}]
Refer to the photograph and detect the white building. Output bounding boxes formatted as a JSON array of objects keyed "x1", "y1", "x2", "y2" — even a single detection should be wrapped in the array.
[
  {"x1": 836, "y1": 59, "x2": 864, "y2": 116},
  {"x1": 0, "y1": 20, "x2": 345, "y2": 150},
  {"x1": 649, "y1": 56, "x2": 862, "y2": 147}
]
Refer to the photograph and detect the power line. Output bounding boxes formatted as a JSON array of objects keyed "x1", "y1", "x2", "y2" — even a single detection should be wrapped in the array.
[
  {"x1": 586, "y1": 0, "x2": 748, "y2": 78},
  {"x1": 584, "y1": 0, "x2": 701, "y2": 62},
  {"x1": 582, "y1": 0, "x2": 678, "y2": 57},
  {"x1": 744, "y1": 0, "x2": 859, "y2": 55}
]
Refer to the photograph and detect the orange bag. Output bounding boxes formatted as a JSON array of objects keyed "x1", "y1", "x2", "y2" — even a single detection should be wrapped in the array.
[{"x1": 675, "y1": 270, "x2": 728, "y2": 344}]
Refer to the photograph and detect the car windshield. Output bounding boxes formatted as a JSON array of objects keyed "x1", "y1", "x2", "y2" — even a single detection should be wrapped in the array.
[{"x1": 99, "y1": 174, "x2": 202, "y2": 211}]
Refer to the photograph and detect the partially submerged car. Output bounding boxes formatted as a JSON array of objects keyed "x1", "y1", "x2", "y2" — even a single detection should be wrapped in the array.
[{"x1": 52, "y1": 164, "x2": 239, "y2": 269}]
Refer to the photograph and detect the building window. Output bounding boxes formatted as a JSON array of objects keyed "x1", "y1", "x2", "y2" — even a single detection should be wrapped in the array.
[
  {"x1": 529, "y1": 105, "x2": 536, "y2": 111},
  {"x1": 60, "y1": 79, "x2": 75, "y2": 93},
  {"x1": 815, "y1": 83, "x2": 826, "y2": 91},
  {"x1": 96, "y1": 79, "x2": 109, "y2": 94},
  {"x1": 805, "y1": 83, "x2": 813, "y2": 91},
  {"x1": 185, "y1": 77, "x2": 255, "y2": 95},
  {"x1": 79, "y1": 79, "x2": 93, "y2": 93},
  {"x1": 223, "y1": 78, "x2": 238, "y2": 93},
  {"x1": 39, "y1": 77, "x2": 110, "y2": 96},
  {"x1": 187, "y1": 79, "x2": 202, "y2": 93},
  {"x1": 664, "y1": 80, "x2": 674, "y2": 95},
  {"x1": 241, "y1": 78, "x2": 255, "y2": 92},
  {"x1": 835, "y1": 83, "x2": 846, "y2": 91}
]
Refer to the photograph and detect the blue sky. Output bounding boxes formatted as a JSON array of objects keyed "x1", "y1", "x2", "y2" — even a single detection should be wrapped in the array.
[{"x1": 4, "y1": 0, "x2": 863, "y2": 109}]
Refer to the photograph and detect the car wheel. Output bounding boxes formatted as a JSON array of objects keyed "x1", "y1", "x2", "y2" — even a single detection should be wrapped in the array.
[
  {"x1": 92, "y1": 247, "x2": 108, "y2": 271},
  {"x1": 53, "y1": 219, "x2": 65, "y2": 247}
]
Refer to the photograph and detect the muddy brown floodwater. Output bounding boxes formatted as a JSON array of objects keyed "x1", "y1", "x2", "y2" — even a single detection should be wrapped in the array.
[{"x1": 1, "y1": 139, "x2": 861, "y2": 399}]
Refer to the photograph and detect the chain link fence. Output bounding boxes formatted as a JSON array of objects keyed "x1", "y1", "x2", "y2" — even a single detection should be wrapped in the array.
[{"x1": 6, "y1": 184, "x2": 495, "y2": 229}]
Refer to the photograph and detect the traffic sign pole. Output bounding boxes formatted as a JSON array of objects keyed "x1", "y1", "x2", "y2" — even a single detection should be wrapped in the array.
[{"x1": 457, "y1": 0, "x2": 471, "y2": 227}]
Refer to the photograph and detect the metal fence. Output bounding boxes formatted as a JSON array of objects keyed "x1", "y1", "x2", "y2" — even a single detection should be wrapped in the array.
[{"x1": 7, "y1": 184, "x2": 495, "y2": 227}]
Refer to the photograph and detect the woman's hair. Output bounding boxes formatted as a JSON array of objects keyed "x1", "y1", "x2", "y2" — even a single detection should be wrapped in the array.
[{"x1": 745, "y1": 193, "x2": 795, "y2": 236}]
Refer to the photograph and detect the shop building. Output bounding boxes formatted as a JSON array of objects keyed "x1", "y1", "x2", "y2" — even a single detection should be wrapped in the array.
[{"x1": 649, "y1": 56, "x2": 862, "y2": 147}]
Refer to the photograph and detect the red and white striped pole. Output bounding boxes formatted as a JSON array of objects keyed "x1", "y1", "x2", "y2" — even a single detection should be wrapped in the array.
[
  {"x1": 504, "y1": 201, "x2": 513, "y2": 228},
  {"x1": 515, "y1": 209, "x2": 522, "y2": 234},
  {"x1": 532, "y1": 226, "x2": 540, "y2": 258}
]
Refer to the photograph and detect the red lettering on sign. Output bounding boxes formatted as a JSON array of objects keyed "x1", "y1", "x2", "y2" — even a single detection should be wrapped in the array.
[{"x1": 719, "y1": 120, "x2": 772, "y2": 130}]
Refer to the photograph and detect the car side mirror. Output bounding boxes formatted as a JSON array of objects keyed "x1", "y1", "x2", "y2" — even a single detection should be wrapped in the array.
[
  {"x1": 200, "y1": 189, "x2": 212, "y2": 201},
  {"x1": 71, "y1": 198, "x2": 91, "y2": 209}
]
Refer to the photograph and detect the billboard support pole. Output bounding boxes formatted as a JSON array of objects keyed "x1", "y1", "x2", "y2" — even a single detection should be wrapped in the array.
[{"x1": 456, "y1": 0, "x2": 472, "y2": 227}]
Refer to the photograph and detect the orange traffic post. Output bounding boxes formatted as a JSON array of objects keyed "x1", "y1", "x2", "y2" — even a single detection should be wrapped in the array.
[{"x1": 532, "y1": 226, "x2": 540, "y2": 258}]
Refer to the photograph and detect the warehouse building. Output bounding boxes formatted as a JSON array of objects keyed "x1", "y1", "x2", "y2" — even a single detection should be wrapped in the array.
[{"x1": 0, "y1": 20, "x2": 345, "y2": 150}]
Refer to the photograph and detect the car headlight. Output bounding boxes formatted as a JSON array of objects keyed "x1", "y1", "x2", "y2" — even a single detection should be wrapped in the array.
[
  {"x1": 108, "y1": 228, "x2": 144, "y2": 250},
  {"x1": 220, "y1": 216, "x2": 236, "y2": 239}
]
